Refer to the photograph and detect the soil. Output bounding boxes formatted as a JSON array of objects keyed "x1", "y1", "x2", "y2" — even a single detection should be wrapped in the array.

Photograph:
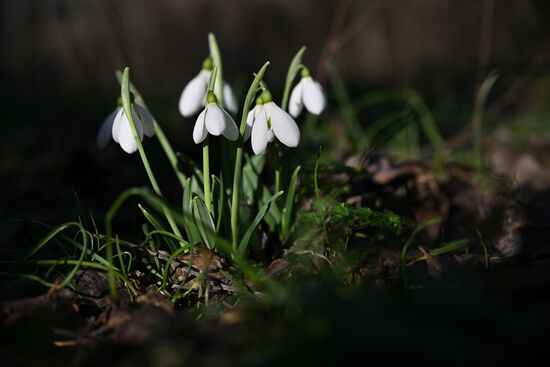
[{"x1": 2, "y1": 132, "x2": 550, "y2": 366}]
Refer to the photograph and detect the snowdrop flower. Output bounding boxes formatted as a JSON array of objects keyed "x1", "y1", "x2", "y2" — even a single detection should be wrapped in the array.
[
  {"x1": 246, "y1": 90, "x2": 300, "y2": 155},
  {"x1": 96, "y1": 96, "x2": 155, "y2": 154},
  {"x1": 193, "y1": 91, "x2": 239, "y2": 144},
  {"x1": 289, "y1": 67, "x2": 326, "y2": 117},
  {"x1": 179, "y1": 57, "x2": 238, "y2": 117}
]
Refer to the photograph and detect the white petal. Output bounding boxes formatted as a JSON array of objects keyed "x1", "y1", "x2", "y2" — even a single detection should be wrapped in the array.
[
  {"x1": 204, "y1": 103, "x2": 225, "y2": 136},
  {"x1": 222, "y1": 109, "x2": 239, "y2": 141},
  {"x1": 223, "y1": 82, "x2": 238, "y2": 113},
  {"x1": 244, "y1": 105, "x2": 261, "y2": 141},
  {"x1": 267, "y1": 129, "x2": 275, "y2": 142},
  {"x1": 97, "y1": 108, "x2": 119, "y2": 148},
  {"x1": 133, "y1": 103, "x2": 156, "y2": 137},
  {"x1": 179, "y1": 71, "x2": 208, "y2": 117},
  {"x1": 288, "y1": 80, "x2": 304, "y2": 117},
  {"x1": 303, "y1": 78, "x2": 326, "y2": 115},
  {"x1": 193, "y1": 109, "x2": 208, "y2": 144},
  {"x1": 251, "y1": 111, "x2": 269, "y2": 155},
  {"x1": 117, "y1": 110, "x2": 144, "y2": 154},
  {"x1": 268, "y1": 102, "x2": 300, "y2": 148},
  {"x1": 111, "y1": 107, "x2": 125, "y2": 143}
]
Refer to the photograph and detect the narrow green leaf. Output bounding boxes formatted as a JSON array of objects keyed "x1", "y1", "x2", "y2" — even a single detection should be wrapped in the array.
[
  {"x1": 429, "y1": 239, "x2": 469, "y2": 257},
  {"x1": 138, "y1": 204, "x2": 176, "y2": 252},
  {"x1": 238, "y1": 190, "x2": 284, "y2": 260},
  {"x1": 262, "y1": 186, "x2": 282, "y2": 230},
  {"x1": 404, "y1": 90, "x2": 444, "y2": 149},
  {"x1": 281, "y1": 165, "x2": 301, "y2": 236},
  {"x1": 212, "y1": 175, "x2": 225, "y2": 232},
  {"x1": 242, "y1": 154, "x2": 266, "y2": 205},
  {"x1": 183, "y1": 178, "x2": 202, "y2": 244},
  {"x1": 238, "y1": 191, "x2": 284, "y2": 259},
  {"x1": 26, "y1": 221, "x2": 82, "y2": 258},
  {"x1": 193, "y1": 197, "x2": 217, "y2": 250}
]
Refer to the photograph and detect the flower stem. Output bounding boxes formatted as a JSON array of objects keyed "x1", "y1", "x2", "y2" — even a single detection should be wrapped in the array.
[
  {"x1": 120, "y1": 68, "x2": 184, "y2": 246},
  {"x1": 115, "y1": 70, "x2": 187, "y2": 189},
  {"x1": 154, "y1": 124, "x2": 187, "y2": 188},
  {"x1": 281, "y1": 46, "x2": 306, "y2": 110},
  {"x1": 230, "y1": 145, "x2": 243, "y2": 254},
  {"x1": 275, "y1": 165, "x2": 281, "y2": 194},
  {"x1": 208, "y1": 33, "x2": 224, "y2": 106},
  {"x1": 230, "y1": 62, "x2": 270, "y2": 257},
  {"x1": 203, "y1": 136, "x2": 212, "y2": 212}
]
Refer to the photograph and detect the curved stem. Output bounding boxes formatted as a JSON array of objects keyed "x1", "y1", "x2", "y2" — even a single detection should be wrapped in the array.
[
  {"x1": 231, "y1": 145, "x2": 244, "y2": 254},
  {"x1": 154, "y1": 124, "x2": 187, "y2": 188},
  {"x1": 203, "y1": 137, "x2": 212, "y2": 212},
  {"x1": 120, "y1": 68, "x2": 184, "y2": 246},
  {"x1": 116, "y1": 70, "x2": 186, "y2": 188},
  {"x1": 230, "y1": 62, "x2": 270, "y2": 256},
  {"x1": 281, "y1": 46, "x2": 306, "y2": 110}
]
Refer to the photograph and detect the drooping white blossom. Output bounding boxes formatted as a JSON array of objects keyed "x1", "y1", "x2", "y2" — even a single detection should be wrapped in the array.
[
  {"x1": 289, "y1": 67, "x2": 326, "y2": 117},
  {"x1": 97, "y1": 101, "x2": 155, "y2": 154},
  {"x1": 193, "y1": 91, "x2": 239, "y2": 144},
  {"x1": 179, "y1": 57, "x2": 238, "y2": 117},
  {"x1": 246, "y1": 91, "x2": 300, "y2": 155}
]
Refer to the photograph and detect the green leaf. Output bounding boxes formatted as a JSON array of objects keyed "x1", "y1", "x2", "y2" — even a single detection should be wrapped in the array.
[
  {"x1": 183, "y1": 178, "x2": 202, "y2": 245},
  {"x1": 212, "y1": 174, "x2": 225, "y2": 232},
  {"x1": 429, "y1": 239, "x2": 469, "y2": 257},
  {"x1": 242, "y1": 154, "x2": 266, "y2": 205},
  {"x1": 281, "y1": 165, "x2": 301, "y2": 236},
  {"x1": 25, "y1": 221, "x2": 82, "y2": 258},
  {"x1": 261, "y1": 186, "x2": 282, "y2": 230},
  {"x1": 403, "y1": 90, "x2": 444, "y2": 149},
  {"x1": 138, "y1": 204, "x2": 176, "y2": 253},
  {"x1": 238, "y1": 190, "x2": 284, "y2": 260},
  {"x1": 193, "y1": 197, "x2": 217, "y2": 250}
]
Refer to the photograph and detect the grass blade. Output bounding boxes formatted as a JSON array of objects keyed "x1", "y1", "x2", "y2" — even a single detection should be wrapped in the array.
[
  {"x1": 238, "y1": 190, "x2": 284, "y2": 261},
  {"x1": 281, "y1": 165, "x2": 301, "y2": 236}
]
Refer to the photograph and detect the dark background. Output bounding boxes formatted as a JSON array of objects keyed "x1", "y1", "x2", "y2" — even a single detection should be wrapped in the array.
[{"x1": 1, "y1": 0, "x2": 550, "y2": 226}]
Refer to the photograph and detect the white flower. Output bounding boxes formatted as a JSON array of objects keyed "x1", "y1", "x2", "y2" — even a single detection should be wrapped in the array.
[
  {"x1": 245, "y1": 91, "x2": 300, "y2": 155},
  {"x1": 289, "y1": 73, "x2": 326, "y2": 117},
  {"x1": 96, "y1": 102, "x2": 155, "y2": 154},
  {"x1": 193, "y1": 92, "x2": 239, "y2": 144},
  {"x1": 179, "y1": 67, "x2": 238, "y2": 117}
]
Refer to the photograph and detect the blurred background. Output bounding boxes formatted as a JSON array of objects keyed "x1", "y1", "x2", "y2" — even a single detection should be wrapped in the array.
[{"x1": 2, "y1": 0, "x2": 550, "y2": 226}]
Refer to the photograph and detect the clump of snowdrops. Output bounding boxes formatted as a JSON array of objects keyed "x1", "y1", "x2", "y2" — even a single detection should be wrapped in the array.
[{"x1": 27, "y1": 34, "x2": 326, "y2": 301}]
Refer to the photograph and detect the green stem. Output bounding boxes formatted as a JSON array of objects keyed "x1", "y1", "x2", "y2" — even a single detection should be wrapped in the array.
[
  {"x1": 120, "y1": 68, "x2": 184, "y2": 246},
  {"x1": 231, "y1": 145, "x2": 244, "y2": 254},
  {"x1": 203, "y1": 137, "x2": 212, "y2": 212},
  {"x1": 154, "y1": 124, "x2": 187, "y2": 188},
  {"x1": 281, "y1": 46, "x2": 306, "y2": 110},
  {"x1": 208, "y1": 33, "x2": 224, "y2": 106},
  {"x1": 275, "y1": 167, "x2": 281, "y2": 194},
  {"x1": 230, "y1": 62, "x2": 270, "y2": 256},
  {"x1": 115, "y1": 70, "x2": 187, "y2": 188}
]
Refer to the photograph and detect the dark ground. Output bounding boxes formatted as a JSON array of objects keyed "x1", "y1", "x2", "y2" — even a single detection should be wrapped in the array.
[{"x1": 3, "y1": 1, "x2": 550, "y2": 366}]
